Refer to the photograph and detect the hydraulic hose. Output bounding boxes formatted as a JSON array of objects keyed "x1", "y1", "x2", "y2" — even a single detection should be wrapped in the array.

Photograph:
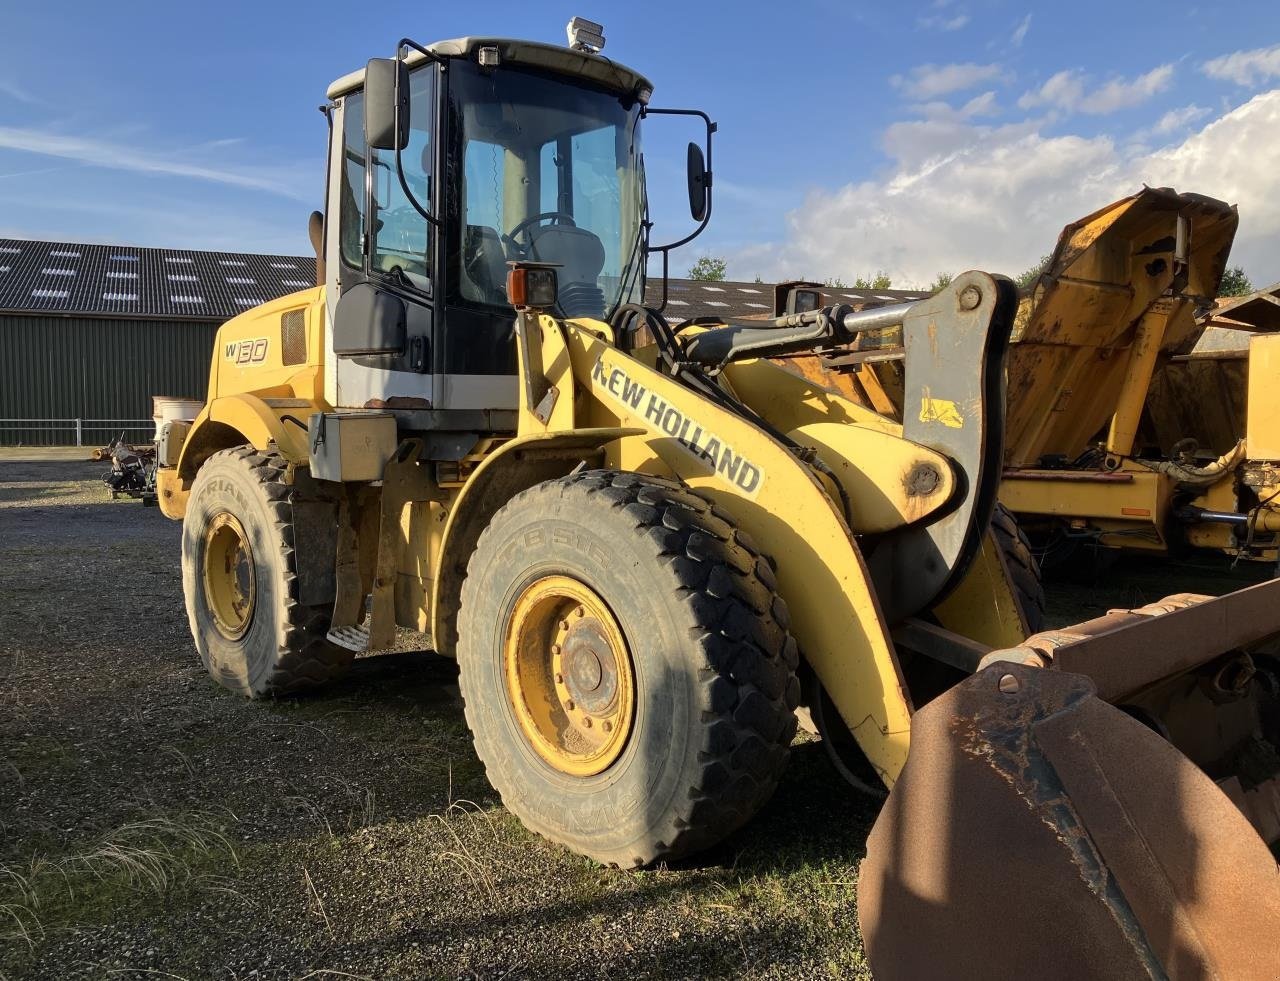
[{"x1": 1132, "y1": 439, "x2": 1246, "y2": 488}]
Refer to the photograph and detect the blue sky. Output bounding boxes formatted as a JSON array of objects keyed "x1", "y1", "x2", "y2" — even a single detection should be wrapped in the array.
[{"x1": 2, "y1": 1, "x2": 1279, "y2": 287}]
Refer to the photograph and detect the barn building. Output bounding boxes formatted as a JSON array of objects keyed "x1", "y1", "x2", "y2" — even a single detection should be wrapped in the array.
[{"x1": 0, "y1": 239, "x2": 317, "y2": 446}]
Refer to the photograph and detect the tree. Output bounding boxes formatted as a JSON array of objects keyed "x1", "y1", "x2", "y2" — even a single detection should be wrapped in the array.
[
  {"x1": 688, "y1": 255, "x2": 727, "y2": 282},
  {"x1": 1218, "y1": 265, "x2": 1254, "y2": 297},
  {"x1": 928, "y1": 272, "x2": 954, "y2": 292},
  {"x1": 824, "y1": 277, "x2": 848, "y2": 288},
  {"x1": 1015, "y1": 255, "x2": 1052, "y2": 290},
  {"x1": 753, "y1": 274, "x2": 765, "y2": 284},
  {"x1": 848, "y1": 272, "x2": 893, "y2": 289}
]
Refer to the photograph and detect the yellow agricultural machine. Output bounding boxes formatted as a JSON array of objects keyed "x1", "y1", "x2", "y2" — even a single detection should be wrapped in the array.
[
  {"x1": 786, "y1": 190, "x2": 1280, "y2": 571},
  {"x1": 155, "y1": 23, "x2": 1280, "y2": 978}
]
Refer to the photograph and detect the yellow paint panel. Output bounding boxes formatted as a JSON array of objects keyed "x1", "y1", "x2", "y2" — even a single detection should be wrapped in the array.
[
  {"x1": 919, "y1": 392, "x2": 964, "y2": 429},
  {"x1": 1247, "y1": 334, "x2": 1280, "y2": 460},
  {"x1": 786, "y1": 421, "x2": 956, "y2": 534},
  {"x1": 934, "y1": 533, "x2": 1027, "y2": 648}
]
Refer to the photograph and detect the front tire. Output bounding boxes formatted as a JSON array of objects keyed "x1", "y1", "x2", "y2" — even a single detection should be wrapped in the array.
[
  {"x1": 181, "y1": 446, "x2": 351, "y2": 698},
  {"x1": 992, "y1": 502, "x2": 1046, "y2": 633},
  {"x1": 457, "y1": 470, "x2": 800, "y2": 867}
]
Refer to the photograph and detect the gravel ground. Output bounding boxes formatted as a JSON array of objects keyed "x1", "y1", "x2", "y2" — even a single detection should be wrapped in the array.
[{"x1": 0, "y1": 458, "x2": 1270, "y2": 980}]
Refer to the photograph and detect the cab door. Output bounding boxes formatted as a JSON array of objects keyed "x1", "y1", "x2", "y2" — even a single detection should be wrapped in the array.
[{"x1": 324, "y1": 70, "x2": 437, "y2": 411}]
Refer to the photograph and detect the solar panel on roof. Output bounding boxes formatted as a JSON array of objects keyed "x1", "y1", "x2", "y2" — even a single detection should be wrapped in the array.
[{"x1": 0, "y1": 238, "x2": 322, "y2": 319}]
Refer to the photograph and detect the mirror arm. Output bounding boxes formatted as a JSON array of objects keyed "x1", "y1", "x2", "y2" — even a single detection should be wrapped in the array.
[
  {"x1": 392, "y1": 38, "x2": 441, "y2": 228},
  {"x1": 643, "y1": 107, "x2": 716, "y2": 253}
]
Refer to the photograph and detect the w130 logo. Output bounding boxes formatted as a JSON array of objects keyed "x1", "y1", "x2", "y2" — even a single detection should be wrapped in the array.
[{"x1": 224, "y1": 337, "x2": 269, "y2": 365}]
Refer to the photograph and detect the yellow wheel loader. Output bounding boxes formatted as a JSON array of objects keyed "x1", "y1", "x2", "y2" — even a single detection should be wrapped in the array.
[{"x1": 155, "y1": 24, "x2": 1280, "y2": 978}]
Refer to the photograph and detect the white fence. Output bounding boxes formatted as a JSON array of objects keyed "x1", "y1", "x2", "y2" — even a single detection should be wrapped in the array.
[{"x1": 0, "y1": 418, "x2": 154, "y2": 446}]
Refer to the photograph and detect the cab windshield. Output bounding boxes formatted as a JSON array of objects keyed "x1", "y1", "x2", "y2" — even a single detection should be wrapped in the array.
[{"x1": 446, "y1": 59, "x2": 645, "y2": 319}]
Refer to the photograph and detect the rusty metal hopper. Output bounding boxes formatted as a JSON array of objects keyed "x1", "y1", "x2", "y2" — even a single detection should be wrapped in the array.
[{"x1": 1004, "y1": 188, "x2": 1237, "y2": 468}]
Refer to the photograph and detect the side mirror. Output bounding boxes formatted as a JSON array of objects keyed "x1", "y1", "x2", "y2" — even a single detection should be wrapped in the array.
[
  {"x1": 332, "y1": 284, "x2": 406, "y2": 356},
  {"x1": 364, "y1": 58, "x2": 409, "y2": 151},
  {"x1": 687, "y1": 142, "x2": 709, "y2": 222}
]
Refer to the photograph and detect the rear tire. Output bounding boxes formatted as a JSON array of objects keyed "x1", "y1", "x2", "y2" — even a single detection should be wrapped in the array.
[
  {"x1": 181, "y1": 446, "x2": 351, "y2": 698},
  {"x1": 992, "y1": 503, "x2": 1045, "y2": 634},
  {"x1": 456, "y1": 470, "x2": 800, "y2": 867}
]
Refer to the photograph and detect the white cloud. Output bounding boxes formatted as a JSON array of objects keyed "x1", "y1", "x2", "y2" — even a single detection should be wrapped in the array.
[
  {"x1": 731, "y1": 90, "x2": 1280, "y2": 288},
  {"x1": 0, "y1": 80, "x2": 42, "y2": 106},
  {"x1": 1010, "y1": 13, "x2": 1032, "y2": 48},
  {"x1": 1152, "y1": 104, "x2": 1212, "y2": 135},
  {"x1": 891, "y1": 63, "x2": 1004, "y2": 100},
  {"x1": 1202, "y1": 44, "x2": 1280, "y2": 86},
  {"x1": 0, "y1": 126, "x2": 310, "y2": 200},
  {"x1": 909, "y1": 91, "x2": 1001, "y2": 123},
  {"x1": 1018, "y1": 64, "x2": 1173, "y2": 114},
  {"x1": 918, "y1": 11, "x2": 969, "y2": 31}
]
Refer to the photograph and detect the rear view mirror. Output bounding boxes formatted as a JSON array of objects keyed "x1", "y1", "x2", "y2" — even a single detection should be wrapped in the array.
[
  {"x1": 332, "y1": 284, "x2": 406, "y2": 356},
  {"x1": 687, "y1": 142, "x2": 709, "y2": 222},
  {"x1": 364, "y1": 58, "x2": 409, "y2": 151}
]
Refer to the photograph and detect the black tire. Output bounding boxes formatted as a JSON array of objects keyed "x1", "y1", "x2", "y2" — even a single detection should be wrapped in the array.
[
  {"x1": 181, "y1": 446, "x2": 351, "y2": 698},
  {"x1": 991, "y1": 503, "x2": 1046, "y2": 634},
  {"x1": 456, "y1": 469, "x2": 800, "y2": 868}
]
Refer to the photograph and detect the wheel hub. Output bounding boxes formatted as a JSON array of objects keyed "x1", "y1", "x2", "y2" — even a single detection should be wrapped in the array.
[
  {"x1": 560, "y1": 619, "x2": 619, "y2": 717},
  {"x1": 202, "y1": 511, "x2": 256, "y2": 640},
  {"x1": 503, "y1": 576, "x2": 634, "y2": 776}
]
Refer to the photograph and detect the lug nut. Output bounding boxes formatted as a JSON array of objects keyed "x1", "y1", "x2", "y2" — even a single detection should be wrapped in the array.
[
  {"x1": 601, "y1": 720, "x2": 612, "y2": 733},
  {"x1": 565, "y1": 699, "x2": 575, "y2": 711},
  {"x1": 998, "y1": 673, "x2": 1020, "y2": 694},
  {"x1": 554, "y1": 673, "x2": 564, "y2": 684},
  {"x1": 551, "y1": 644, "x2": 561, "y2": 655},
  {"x1": 582, "y1": 717, "x2": 593, "y2": 728},
  {"x1": 559, "y1": 619, "x2": 569, "y2": 630}
]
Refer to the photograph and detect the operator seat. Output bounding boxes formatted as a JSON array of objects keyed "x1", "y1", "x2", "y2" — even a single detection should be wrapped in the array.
[
  {"x1": 462, "y1": 224, "x2": 509, "y2": 305},
  {"x1": 528, "y1": 224, "x2": 606, "y2": 318}
]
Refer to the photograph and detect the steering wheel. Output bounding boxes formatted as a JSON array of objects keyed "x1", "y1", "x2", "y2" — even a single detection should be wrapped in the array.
[{"x1": 503, "y1": 211, "x2": 576, "y2": 253}]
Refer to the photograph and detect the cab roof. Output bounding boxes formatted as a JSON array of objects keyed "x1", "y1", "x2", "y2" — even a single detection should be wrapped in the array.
[{"x1": 325, "y1": 36, "x2": 653, "y2": 102}]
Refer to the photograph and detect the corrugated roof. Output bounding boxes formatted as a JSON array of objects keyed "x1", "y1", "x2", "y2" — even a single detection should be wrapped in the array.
[{"x1": 0, "y1": 239, "x2": 317, "y2": 320}]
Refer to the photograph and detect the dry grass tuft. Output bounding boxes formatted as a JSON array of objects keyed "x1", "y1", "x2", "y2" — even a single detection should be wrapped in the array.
[{"x1": 0, "y1": 813, "x2": 239, "y2": 948}]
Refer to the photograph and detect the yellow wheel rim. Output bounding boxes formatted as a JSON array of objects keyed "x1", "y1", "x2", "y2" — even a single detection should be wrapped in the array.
[
  {"x1": 202, "y1": 512, "x2": 256, "y2": 640},
  {"x1": 503, "y1": 576, "x2": 635, "y2": 777}
]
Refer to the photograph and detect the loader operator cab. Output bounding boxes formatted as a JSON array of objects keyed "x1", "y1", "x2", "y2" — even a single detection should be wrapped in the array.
[{"x1": 321, "y1": 26, "x2": 711, "y2": 437}]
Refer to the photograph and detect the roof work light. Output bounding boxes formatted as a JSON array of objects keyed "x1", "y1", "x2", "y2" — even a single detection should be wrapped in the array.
[{"x1": 566, "y1": 17, "x2": 605, "y2": 53}]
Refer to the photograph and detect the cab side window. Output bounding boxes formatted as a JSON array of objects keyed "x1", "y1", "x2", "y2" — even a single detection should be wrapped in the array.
[
  {"x1": 370, "y1": 68, "x2": 435, "y2": 288},
  {"x1": 339, "y1": 92, "x2": 367, "y2": 269}
]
